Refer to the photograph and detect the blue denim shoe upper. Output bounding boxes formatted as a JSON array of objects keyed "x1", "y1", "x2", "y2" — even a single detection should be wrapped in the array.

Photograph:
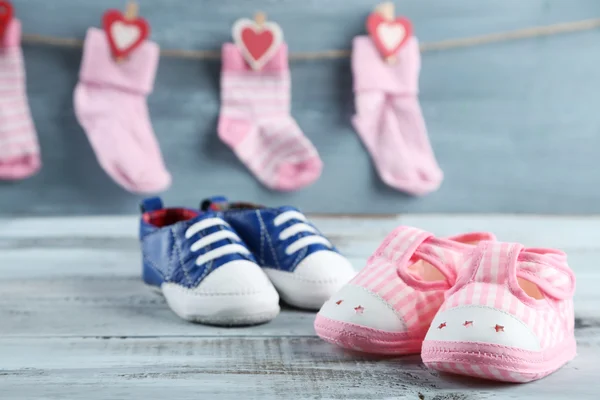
[
  {"x1": 201, "y1": 196, "x2": 339, "y2": 273},
  {"x1": 139, "y1": 197, "x2": 257, "y2": 289}
]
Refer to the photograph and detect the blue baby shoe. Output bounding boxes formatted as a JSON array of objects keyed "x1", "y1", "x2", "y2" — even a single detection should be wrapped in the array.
[
  {"x1": 139, "y1": 197, "x2": 280, "y2": 325},
  {"x1": 201, "y1": 197, "x2": 356, "y2": 310}
]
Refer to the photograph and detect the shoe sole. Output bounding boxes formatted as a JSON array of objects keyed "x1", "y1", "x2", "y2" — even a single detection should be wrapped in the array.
[
  {"x1": 421, "y1": 338, "x2": 577, "y2": 382},
  {"x1": 146, "y1": 283, "x2": 280, "y2": 327},
  {"x1": 314, "y1": 314, "x2": 423, "y2": 355},
  {"x1": 263, "y1": 268, "x2": 351, "y2": 310}
]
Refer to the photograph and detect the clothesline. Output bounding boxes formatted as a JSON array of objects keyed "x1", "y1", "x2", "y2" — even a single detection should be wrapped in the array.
[{"x1": 21, "y1": 17, "x2": 600, "y2": 60}]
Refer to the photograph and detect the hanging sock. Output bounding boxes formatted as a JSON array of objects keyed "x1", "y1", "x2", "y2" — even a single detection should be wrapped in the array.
[
  {"x1": 0, "y1": 19, "x2": 41, "y2": 180},
  {"x1": 218, "y1": 43, "x2": 323, "y2": 192},
  {"x1": 74, "y1": 28, "x2": 171, "y2": 194},
  {"x1": 351, "y1": 36, "x2": 443, "y2": 196}
]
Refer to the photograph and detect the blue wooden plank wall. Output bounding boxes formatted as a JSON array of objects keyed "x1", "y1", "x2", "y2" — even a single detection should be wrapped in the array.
[{"x1": 1, "y1": 0, "x2": 600, "y2": 215}]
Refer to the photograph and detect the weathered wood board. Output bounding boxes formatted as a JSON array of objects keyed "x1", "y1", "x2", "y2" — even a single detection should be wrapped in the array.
[
  {"x1": 1, "y1": 336, "x2": 599, "y2": 400},
  {"x1": 1, "y1": 215, "x2": 599, "y2": 399}
]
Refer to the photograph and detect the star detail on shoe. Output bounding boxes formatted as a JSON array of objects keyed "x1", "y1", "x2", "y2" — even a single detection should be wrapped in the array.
[
  {"x1": 438, "y1": 322, "x2": 447, "y2": 329},
  {"x1": 463, "y1": 321, "x2": 473, "y2": 327},
  {"x1": 335, "y1": 300, "x2": 343, "y2": 305},
  {"x1": 494, "y1": 324, "x2": 504, "y2": 332},
  {"x1": 354, "y1": 305, "x2": 364, "y2": 314}
]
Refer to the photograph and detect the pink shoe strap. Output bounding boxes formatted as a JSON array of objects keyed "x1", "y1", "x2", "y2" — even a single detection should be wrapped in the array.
[
  {"x1": 518, "y1": 249, "x2": 574, "y2": 300},
  {"x1": 370, "y1": 226, "x2": 495, "y2": 293},
  {"x1": 398, "y1": 233, "x2": 496, "y2": 292},
  {"x1": 369, "y1": 225, "x2": 434, "y2": 267},
  {"x1": 402, "y1": 250, "x2": 456, "y2": 292},
  {"x1": 452, "y1": 241, "x2": 575, "y2": 303}
]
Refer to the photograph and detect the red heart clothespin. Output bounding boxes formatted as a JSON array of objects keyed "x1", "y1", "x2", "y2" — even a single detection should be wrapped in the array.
[
  {"x1": 367, "y1": 2, "x2": 413, "y2": 64},
  {"x1": 0, "y1": 1, "x2": 13, "y2": 43},
  {"x1": 102, "y1": 1, "x2": 150, "y2": 62},
  {"x1": 232, "y1": 12, "x2": 283, "y2": 71}
]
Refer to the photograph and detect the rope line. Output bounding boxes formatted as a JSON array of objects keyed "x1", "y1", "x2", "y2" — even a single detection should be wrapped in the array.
[{"x1": 21, "y1": 17, "x2": 600, "y2": 60}]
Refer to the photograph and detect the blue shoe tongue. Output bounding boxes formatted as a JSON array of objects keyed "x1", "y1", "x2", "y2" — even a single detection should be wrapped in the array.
[
  {"x1": 276, "y1": 205, "x2": 301, "y2": 214},
  {"x1": 140, "y1": 196, "x2": 164, "y2": 213},
  {"x1": 200, "y1": 196, "x2": 229, "y2": 211},
  {"x1": 185, "y1": 209, "x2": 235, "y2": 231},
  {"x1": 200, "y1": 198, "x2": 302, "y2": 215}
]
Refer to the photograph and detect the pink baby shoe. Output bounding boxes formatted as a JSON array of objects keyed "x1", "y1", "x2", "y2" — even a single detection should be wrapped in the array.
[
  {"x1": 314, "y1": 226, "x2": 496, "y2": 355},
  {"x1": 421, "y1": 241, "x2": 576, "y2": 382}
]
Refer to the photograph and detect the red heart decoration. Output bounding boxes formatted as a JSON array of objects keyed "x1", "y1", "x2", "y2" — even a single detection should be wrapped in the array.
[
  {"x1": 366, "y1": 12, "x2": 413, "y2": 59},
  {"x1": 102, "y1": 9, "x2": 150, "y2": 59},
  {"x1": 0, "y1": 1, "x2": 13, "y2": 42},
  {"x1": 232, "y1": 18, "x2": 283, "y2": 70},
  {"x1": 241, "y1": 28, "x2": 274, "y2": 62}
]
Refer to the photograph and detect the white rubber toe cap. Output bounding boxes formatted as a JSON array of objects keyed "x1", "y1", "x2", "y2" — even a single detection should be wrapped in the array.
[
  {"x1": 425, "y1": 305, "x2": 541, "y2": 351},
  {"x1": 264, "y1": 250, "x2": 356, "y2": 310},
  {"x1": 161, "y1": 260, "x2": 280, "y2": 325},
  {"x1": 318, "y1": 284, "x2": 407, "y2": 332}
]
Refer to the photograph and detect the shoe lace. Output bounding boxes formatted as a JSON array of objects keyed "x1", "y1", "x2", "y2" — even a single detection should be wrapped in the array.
[
  {"x1": 274, "y1": 210, "x2": 332, "y2": 255},
  {"x1": 184, "y1": 217, "x2": 250, "y2": 265}
]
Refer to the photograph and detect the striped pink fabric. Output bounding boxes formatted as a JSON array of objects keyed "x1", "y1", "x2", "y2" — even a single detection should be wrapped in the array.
[
  {"x1": 351, "y1": 227, "x2": 442, "y2": 336},
  {"x1": 314, "y1": 226, "x2": 496, "y2": 354},
  {"x1": 352, "y1": 227, "x2": 492, "y2": 335},
  {"x1": 0, "y1": 19, "x2": 40, "y2": 180},
  {"x1": 218, "y1": 43, "x2": 322, "y2": 192},
  {"x1": 422, "y1": 241, "x2": 576, "y2": 382},
  {"x1": 441, "y1": 242, "x2": 575, "y2": 349},
  {"x1": 351, "y1": 36, "x2": 443, "y2": 196}
]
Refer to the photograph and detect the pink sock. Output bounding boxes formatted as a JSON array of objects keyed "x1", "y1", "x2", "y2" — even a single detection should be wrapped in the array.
[
  {"x1": 0, "y1": 19, "x2": 41, "y2": 180},
  {"x1": 352, "y1": 36, "x2": 443, "y2": 196},
  {"x1": 74, "y1": 28, "x2": 171, "y2": 194},
  {"x1": 218, "y1": 43, "x2": 322, "y2": 192}
]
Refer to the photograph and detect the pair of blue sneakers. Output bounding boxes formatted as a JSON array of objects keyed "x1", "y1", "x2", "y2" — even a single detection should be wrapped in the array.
[{"x1": 139, "y1": 196, "x2": 356, "y2": 326}]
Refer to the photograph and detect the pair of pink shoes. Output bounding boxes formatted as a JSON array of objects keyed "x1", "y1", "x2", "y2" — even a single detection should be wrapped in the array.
[{"x1": 314, "y1": 226, "x2": 577, "y2": 383}]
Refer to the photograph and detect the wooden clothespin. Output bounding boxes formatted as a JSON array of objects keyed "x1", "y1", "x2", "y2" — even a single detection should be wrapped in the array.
[
  {"x1": 124, "y1": 1, "x2": 138, "y2": 19},
  {"x1": 377, "y1": 2, "x2": 396, "y2": 64},
  {"x1": 366, "y1": 1, "x2": 413, "y2": 64},
  {"x1": 254, "y1": 11, "x2": 267, "y2": 29},
  {"x1": 115, "y1": 2, "x2": 139, "y2": 63},
  {"x1": 232, "y1": 11, "x2": 284, "y2": 71},
  {"x1": 376, "y1": 1, "x2": 395, "y2": 21},
  {"x1": 102, "y1": 1, "x2": 150, "y2": 63}
]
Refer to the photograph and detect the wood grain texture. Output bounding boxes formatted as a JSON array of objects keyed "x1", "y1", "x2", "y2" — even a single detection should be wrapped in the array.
[
  {"x1": 1, "y1": 336, "x2": 599, "y2": 399},
  {"x1": 1, "y1": 1, "x2": 600, "y2": 215},
  {"x1": 1, "y1": 215, "x2": 600, "y2": 398}
]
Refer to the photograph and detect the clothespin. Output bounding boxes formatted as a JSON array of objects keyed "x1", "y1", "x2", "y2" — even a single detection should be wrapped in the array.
[
  {"x1": 124, "y1": 0, "x2": 138, "y2": 19},
  {"x1": 102, "y1": 1, "x2": 150, "y2": 63},
  {"x1": 376, "y1": 2, "x2": 395, "y2": 21},
  {"x1": 377, "y1": 2, "x2": 396, "y2": 64},
  {"x1": 115, "y1": 2, "x2": 139, "y2": 63},
  {"x1": 366, "y1": 1, "x2": 413, "y2": 64},
  {"x1": 254, "y1": 11, "x2": 267, "y2": 29},
  {"x1": 232, "y1": 10, "x2": 284, "y2": 71}
]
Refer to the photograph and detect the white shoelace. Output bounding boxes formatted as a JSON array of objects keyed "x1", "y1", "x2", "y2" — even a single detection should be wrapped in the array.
[
  {"x1": 185, "y1": 218, "x2": 249, "y2": 265},
  {"x1": 274, "y1": 211, "x2": 332, "y2": 255}
]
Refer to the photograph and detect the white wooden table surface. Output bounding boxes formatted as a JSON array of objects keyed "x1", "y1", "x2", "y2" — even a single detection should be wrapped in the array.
[{"x1": 1, "y1": 215, "x2": 599, "y2": 400}]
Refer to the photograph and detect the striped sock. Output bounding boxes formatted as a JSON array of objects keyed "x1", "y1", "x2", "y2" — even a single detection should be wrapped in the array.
[
  {"x1": 218, "y1": 43, "x2": 322, "y2": 192},
  {"x1": 351, "y1": 36, "x2": 443, "y2": 196},
  {"x1": 0, "y1": 19, "x2": 41, "y2": 180}
]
